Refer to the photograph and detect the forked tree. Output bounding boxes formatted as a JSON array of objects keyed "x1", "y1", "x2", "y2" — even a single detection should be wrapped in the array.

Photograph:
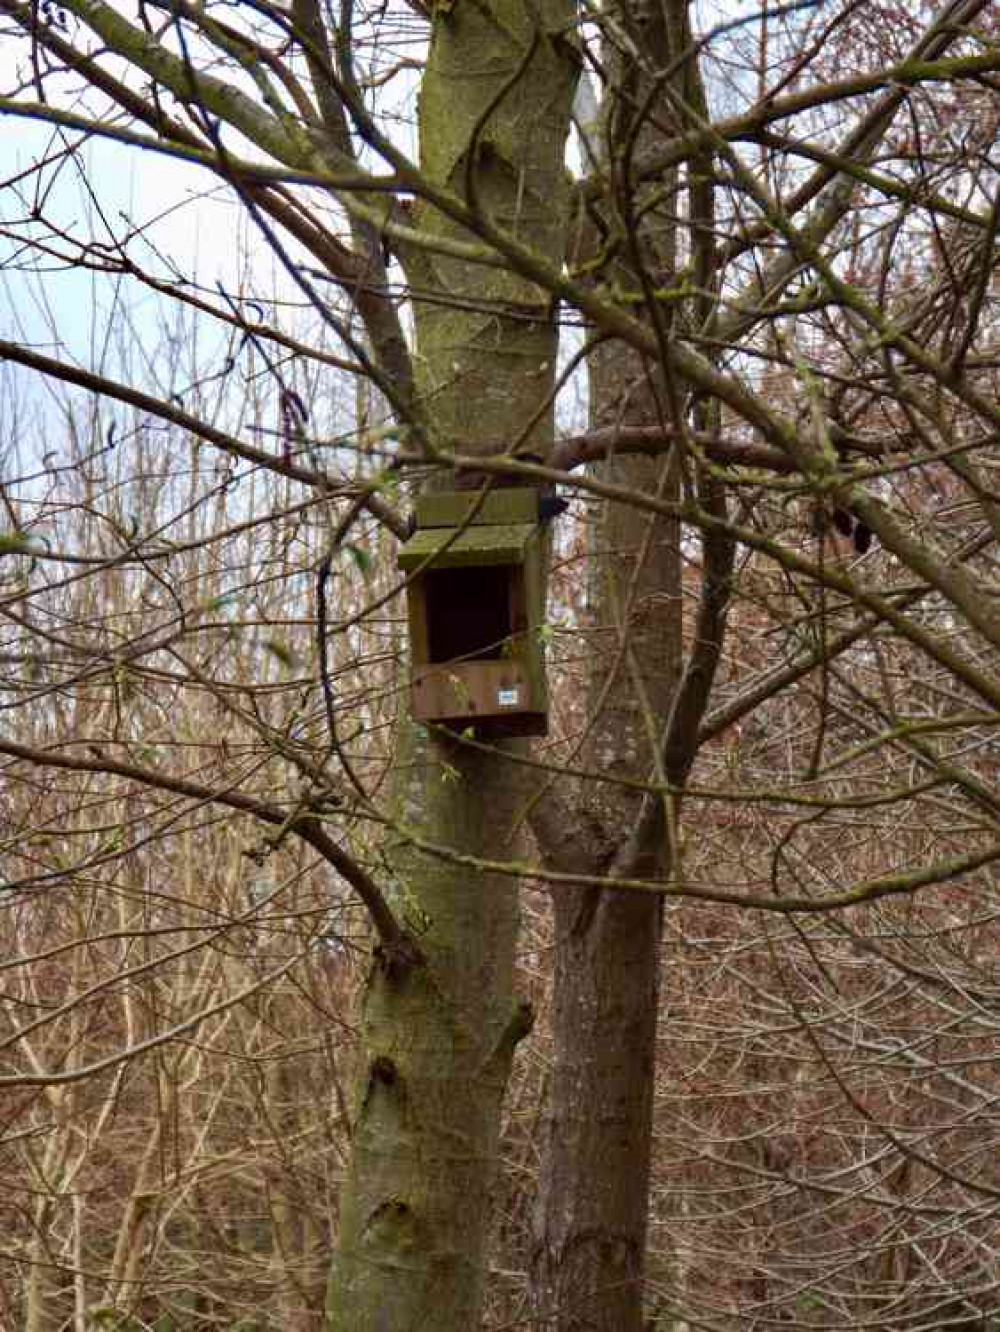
[{"x1": 1, "y1": 0, "x2": 1000, "y2": 1329}]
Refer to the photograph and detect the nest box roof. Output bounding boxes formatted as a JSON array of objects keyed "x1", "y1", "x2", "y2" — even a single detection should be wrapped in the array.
[{"x1": 397, "y1": 523, "x2": 536, "y2": 571}]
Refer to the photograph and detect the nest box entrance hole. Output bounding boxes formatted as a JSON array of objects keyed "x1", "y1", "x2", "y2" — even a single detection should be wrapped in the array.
[{"x1": 424, "y1": 565, "x2": 526, "y2": 665}]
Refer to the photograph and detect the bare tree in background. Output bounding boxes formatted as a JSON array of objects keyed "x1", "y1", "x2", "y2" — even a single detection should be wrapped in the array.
[{"x1": 1, "y1": 0, "x2": 1000, "y2": 1329}]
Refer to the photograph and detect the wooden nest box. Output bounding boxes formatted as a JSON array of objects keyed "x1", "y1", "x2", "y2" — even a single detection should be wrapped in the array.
[{"x1": 397, "y1": 489, "x2": 548, "y2": 737}]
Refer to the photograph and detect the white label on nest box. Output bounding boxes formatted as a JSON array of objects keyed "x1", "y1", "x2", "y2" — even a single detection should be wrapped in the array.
[{"x1": 498, "y1": 688, "x2": 519, "y2": 707}]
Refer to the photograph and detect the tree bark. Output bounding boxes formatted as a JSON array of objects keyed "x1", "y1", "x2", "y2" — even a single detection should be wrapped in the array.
[
  {"x1": 327, "y1": 4, "x2": 578, "y2": 1328},
  {"x1": 531, "y1": 4, "x2": 730, "y2": 1324},
  {"x1": 530, "y1": 442, "x2": 681, "y2": 1332}
]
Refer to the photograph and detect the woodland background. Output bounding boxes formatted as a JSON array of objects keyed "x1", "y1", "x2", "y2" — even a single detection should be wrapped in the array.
[{"x1": 1, "y1": 0, "x2": 1000, "y2": 1328}]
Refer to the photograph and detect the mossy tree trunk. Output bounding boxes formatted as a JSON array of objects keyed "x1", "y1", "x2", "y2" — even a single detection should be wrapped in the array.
[{"x1": 326, "y1": 5, "x2": 578, "y2": 1330}]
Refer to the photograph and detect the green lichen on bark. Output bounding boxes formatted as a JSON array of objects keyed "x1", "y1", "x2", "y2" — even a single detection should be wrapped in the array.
[
  {"x1": 328, "y1": 725, "x2": 533, "y2": 1330},
  {"x1": 406, "y1": 0, "x2": 578, "y2": 456},
  {"x1": 64, "y1": 0, "x2": 324, "y2": 168},
  {"x1": 328, "y1": 5, "x2": 578, "y2": 1325}
]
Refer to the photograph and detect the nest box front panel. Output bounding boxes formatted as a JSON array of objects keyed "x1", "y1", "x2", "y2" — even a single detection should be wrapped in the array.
[
  {"x1": 411, "y1": 659, "x2": 535, "y2": 725},
  {"x1": 397, "y1": 490, "x2": 549, "y2": 735}
]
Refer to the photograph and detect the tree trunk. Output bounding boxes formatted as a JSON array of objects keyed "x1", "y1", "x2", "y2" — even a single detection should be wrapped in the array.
[
  {"x1": 534, "y1": 887, "x2": 663, "y2": 1331},
  {"x1": 531, "y1": 445, "x2": 681, "y2": 1331},
  {"x1": 531, "y1": 4, "x2": 728, "y2": 1322},
  {"x1": 327, "y1": 4, "x2": 578, "y2": 1328}
]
